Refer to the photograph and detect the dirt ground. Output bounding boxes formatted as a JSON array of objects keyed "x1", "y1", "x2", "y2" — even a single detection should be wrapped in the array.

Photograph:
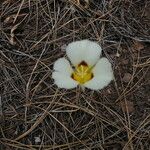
[{"x1": 0, "y1": 0, "x2": 150, "y2": 149}]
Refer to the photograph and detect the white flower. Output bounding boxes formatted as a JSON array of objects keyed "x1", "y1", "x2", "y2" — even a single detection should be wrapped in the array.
[{"x1": 52, "y1": 40, "x2": 114, "y2": 90}]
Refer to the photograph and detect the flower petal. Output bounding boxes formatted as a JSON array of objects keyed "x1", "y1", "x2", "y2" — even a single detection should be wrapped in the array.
[
  {"x1": 53, "y1": 58, "x2": 73, "y2": 75},
  {"x1": 66, "y1": 40, "x2": 102, "y2": 66},
  {"x1": 84, "y1": 58, "x2": 113, "y2": 90},
  {"x1": 52, "y1": 72, "x2": 78, "y2": 89}
]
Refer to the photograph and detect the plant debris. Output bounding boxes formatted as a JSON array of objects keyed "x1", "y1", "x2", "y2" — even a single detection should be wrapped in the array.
[
  {"x1": 119, "y1": 100, "x2": 135, "y2": 113},
  {"x1": 122, "y1": 73, "x2": 132, "y2": 83},
  {"x1": 0, "y1": 0, "x2": 150, "y2": 149}
]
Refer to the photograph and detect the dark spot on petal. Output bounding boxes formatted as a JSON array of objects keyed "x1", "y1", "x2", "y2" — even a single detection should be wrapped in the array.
[
  {"x1": 72, "y1": 66, "x2": 75, "y2": 70},
  {"x1": 71, "y1": 73, "x2": 75, "y2": 80},
  {"x1": 78, "y1": 61, "x2": 88, "y2": 67},
  {"x1": 91, "y1": 73, "x2": 94, "y2": 79}
]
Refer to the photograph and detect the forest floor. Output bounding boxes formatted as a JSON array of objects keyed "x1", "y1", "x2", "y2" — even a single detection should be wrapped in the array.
[{"x1": 0, "y1": 0, "x2": 150, "y2": 149}]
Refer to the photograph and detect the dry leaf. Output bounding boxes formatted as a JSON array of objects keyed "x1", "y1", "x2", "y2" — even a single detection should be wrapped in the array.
[
  {"x1": 61, "y1": 44, "x2": 67, "y2": 51},
  {"x1": 107, "y1": 88, "x2": 112, "y2": 94},
  {"x1": 123, "y1": 73, "x2": 132, "y2": 83},
  {"x1": 122, "y1": 59, "x2": 129, "y2": 65},
  {"x1": 34, "y1": 136, "x2": 41, "y2": 143},
  {"x1": 2, "y1": 0, "x2": 16, "y2": 5},
  {"x1": 132, "y1": 41, "x2": 144, "y2": 51},
  {"x1": 76, "y1": 0, "x2": 89, "y2": 8},
  {"x1": 4, "y1": 13, "x2": 27, "y2": 24},
  {"x1": 115, "y1": 52, "x2": 120, "y2": 57},
  {"x1": 9, "y1": 23, "x2": 20, "y2": 45},
  {"x1": 119, "y1": 100, "x2": 134, "y2": 113}
]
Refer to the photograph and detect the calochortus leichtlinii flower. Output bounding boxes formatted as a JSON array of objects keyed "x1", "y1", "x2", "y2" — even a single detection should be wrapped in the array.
[{"x1": 52, "y1": 40, "x2": 114, "y2": 90}]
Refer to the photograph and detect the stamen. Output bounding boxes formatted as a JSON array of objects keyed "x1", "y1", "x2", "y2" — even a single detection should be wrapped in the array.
[{"x1": 71, "y1": 61, "x2": 93, "y2": 84}]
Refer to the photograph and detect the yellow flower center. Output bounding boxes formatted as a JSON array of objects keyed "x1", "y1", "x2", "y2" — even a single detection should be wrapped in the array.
[{"x1": 71, "y1": 61, "x2": 93, "y2": 84}]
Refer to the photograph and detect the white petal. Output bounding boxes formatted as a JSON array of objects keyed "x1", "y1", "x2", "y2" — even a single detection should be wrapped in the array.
[
  {"x1": 66, "y1": 40, "x2": 102, "y2": 66},
  {"x1": 52, "y1": 58, "x2": 78, "y2": 89},
  {"x1": 84, "y1": 58, "x2": 113, "y2": 90},
  {"x1": 53, "y1": 58, "x2": 73, "y2": 75},
  {"x1": 52, "y1": 72, "x2": 78, "y2": 89}
]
